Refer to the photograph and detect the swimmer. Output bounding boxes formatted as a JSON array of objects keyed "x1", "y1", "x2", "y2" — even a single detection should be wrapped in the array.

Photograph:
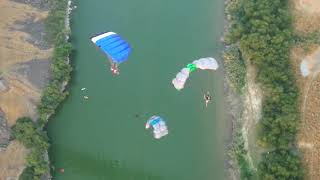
[{"x1": 84, "y1": 96, "x2": 89, "y2": 99}]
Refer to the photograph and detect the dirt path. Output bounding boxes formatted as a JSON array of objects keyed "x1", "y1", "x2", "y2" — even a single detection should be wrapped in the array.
[{"x1": 242, "y1": 63, "x2": 262, "y2": 170}]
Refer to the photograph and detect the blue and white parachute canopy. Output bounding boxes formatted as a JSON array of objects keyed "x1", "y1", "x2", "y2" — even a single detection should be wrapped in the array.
[
  {"x1": 91, "y1": 32, "x2": 131, "y2": 64},
  {"x1": 145, "y1": 116, "x2": 168, "y2": 139}
]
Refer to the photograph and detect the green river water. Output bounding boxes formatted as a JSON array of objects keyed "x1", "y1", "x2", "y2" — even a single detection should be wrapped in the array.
[{"x1": 48, "y1": 0, "x2": 227, "y2": 179}]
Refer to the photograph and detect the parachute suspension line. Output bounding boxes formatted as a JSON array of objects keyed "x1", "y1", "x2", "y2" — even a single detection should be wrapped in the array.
[{"x1": 206, "y1": 70, "x2": 211, "y2": 92}]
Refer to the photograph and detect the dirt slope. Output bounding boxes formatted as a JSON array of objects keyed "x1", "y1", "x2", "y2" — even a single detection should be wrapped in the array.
[{"x1": 0, "y1": 0, "x2": 51, "y2": 179}]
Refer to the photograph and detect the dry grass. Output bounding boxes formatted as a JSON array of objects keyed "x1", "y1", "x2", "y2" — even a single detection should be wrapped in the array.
[
  {"x1": 290, "y1": 0, "x2": 320, "y2": 179},
  {"x1": 0, "y1": 73, "x2": 41, "y2": 126},
  {"x1": 0, "y1": 141, "x2": 28, "y2": 179},
  {"x1": 0, "y1": 0, "x2": 51, "y2": 179},
  {"x1": 298, "y1": 76, "x2": 320, "y2": 180},
  {"x1": 292, "y1": 46, "x2": 320, "y2": 180},
  {"x1": 291, "y1": 0, "x2": 320, "y2": 33},
  {"x1": 0, "y1": 0, "x2": 50, "y2": 70},
  {"x1": 0, "y1": 0, "x2": 51, "y2": 124}
]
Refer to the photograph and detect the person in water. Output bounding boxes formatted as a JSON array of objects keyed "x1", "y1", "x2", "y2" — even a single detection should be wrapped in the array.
[
  {"x1": 204, "y1": 92, "x2": 212, "y2": 107},
  {"x1": 110, "y1": 63, "x2": 119, "y2": 75}
]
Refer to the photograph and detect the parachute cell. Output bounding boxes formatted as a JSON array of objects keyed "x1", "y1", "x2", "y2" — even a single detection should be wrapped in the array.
[
  {"x1": 193, "y1": 57, "x2": 218, "y2": 70},
  {"x1": 172, "y1": 68, "x2": 190, "y2": 90},
  {"x1": 172, "y1": 57, "x2": 219, "y2": 90},
  {"x1": 91, "y1": 32, "x2": 131, "y2": 64}
]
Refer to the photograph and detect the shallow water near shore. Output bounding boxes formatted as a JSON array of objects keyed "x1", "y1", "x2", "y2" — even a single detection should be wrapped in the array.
[{"x1": 48, "y1": 0, "x2": 227, "y2": 179}]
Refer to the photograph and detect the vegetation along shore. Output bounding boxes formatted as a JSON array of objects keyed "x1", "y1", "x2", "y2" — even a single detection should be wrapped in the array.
[{"x1": 9, "y1": 0, "x2": 73, "y2": 179}]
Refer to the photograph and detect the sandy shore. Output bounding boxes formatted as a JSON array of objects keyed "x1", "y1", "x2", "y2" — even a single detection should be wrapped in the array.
[{"x1": 0, "y1": 0, "x2": 52, "y2": 179}]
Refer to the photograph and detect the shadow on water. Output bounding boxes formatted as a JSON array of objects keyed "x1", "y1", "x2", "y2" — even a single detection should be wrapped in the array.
[{"x1": 50, "y1": 144, "x2": 164, "y2": 180}]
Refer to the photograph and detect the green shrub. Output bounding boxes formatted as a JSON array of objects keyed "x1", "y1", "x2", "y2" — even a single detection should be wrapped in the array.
[
  {"x1": 19, "y1": 167, "x2": 35, "y2": 180},
  {"x1": 26, "y1": 148, "x2": 49, "y2": 177},
  {"x1": 44, "y1": 0, "x2": 68, "y2": 44},
  {"x1": 12, "y1": 117, "x2": 49, "y2": 180},
  {"x1": 231, "y1": 128, "x2": 255, "y2": 179},
  {"x1": 223, "y1": 45, "x2": 246, "y2": 93},
  {"x1": 11, "y1": 117, "x2": 49, "y2": 150},
  {"x1": 258, "y1": 149, "x2": 303, "y2": 180}
]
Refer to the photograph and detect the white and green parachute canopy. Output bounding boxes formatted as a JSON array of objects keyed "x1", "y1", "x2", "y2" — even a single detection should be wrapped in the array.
[{"x1": 172, "y1": 57, "x2": 219, "y2": 90}]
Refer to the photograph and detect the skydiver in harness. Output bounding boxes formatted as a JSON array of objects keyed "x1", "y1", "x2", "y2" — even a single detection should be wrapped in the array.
[
  {"x1": 110, "y1": 62, "x2": 119, "y2": 75},
  {"x1": 204, "y1": 91, "x2": 212, "y2": 107}
]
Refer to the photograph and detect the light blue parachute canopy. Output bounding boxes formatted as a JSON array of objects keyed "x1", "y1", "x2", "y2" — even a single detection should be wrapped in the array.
[
  {"x1": 145, "y1": 116, "x2": 168, "y2": 139},
  {"x1": 91, "y1": 32, "x2": 131, "y2": 63},
  {"x1": 150, "y1": 117, "x2": 161, "y2": 126}
]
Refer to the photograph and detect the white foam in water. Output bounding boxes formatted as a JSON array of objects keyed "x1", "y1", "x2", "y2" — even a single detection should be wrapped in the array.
[{"x1": 300, "y1": 60, "x2": 310, "y2": 77}]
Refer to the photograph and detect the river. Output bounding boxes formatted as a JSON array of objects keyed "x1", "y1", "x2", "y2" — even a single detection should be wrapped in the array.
[{"x1": 48, "y1": 0, "x2": 227, "y2": 179}]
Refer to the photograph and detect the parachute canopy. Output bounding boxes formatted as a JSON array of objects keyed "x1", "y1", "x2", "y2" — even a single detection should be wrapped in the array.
[
  {"x1": 172, "y1": 57, "x2": 219, "y2": 90},
  {"x1": 145, "y1": 116, "x2": 168, "y2": 139},
  {"x1": 91, "y1": 32, "x2": 131, "y2": 64}
]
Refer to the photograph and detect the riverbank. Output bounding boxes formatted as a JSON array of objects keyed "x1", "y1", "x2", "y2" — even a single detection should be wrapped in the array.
[
  {"x1": 223, "y1": 46, "x2": 261, "y2": 179},
  {"x1": 224, "y1": 0, "x2": 305, "y2": 179},
  {"x1": 0, "y1": 0, "x2": 52, "y2": 178},
  {"x1": 222, "y1": 1, "x2": 260, "y2": 179},
  {"x1": 18, "y1": 0, "x2": 73, "y2": 178},
  {"x1": 0, "y1": 0, "x2": 73, "y2": 179}
]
